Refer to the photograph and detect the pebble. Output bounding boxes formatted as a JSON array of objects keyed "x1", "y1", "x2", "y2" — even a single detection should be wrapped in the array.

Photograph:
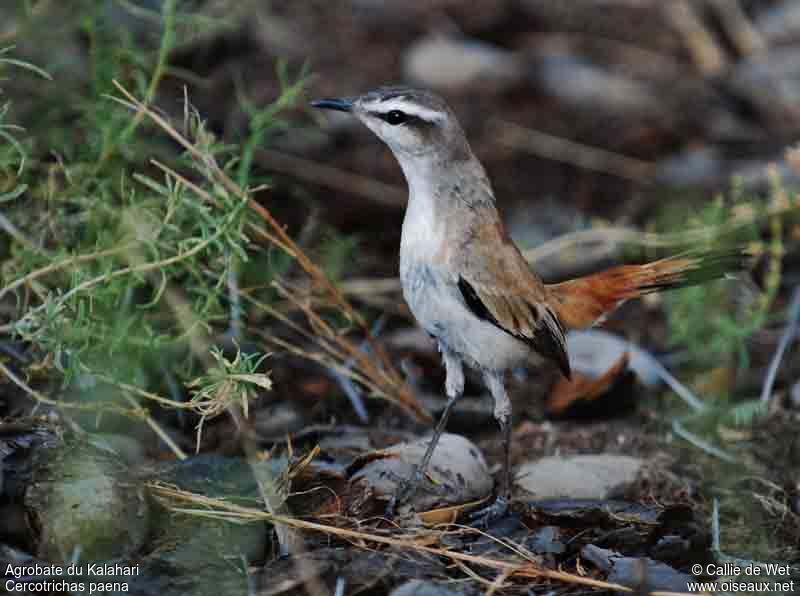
[
  {"x1": 515, "y1": 454, "x2": 644, "y2": 499},
  {"x1": 404, "y1": 36, "x2": 523, "y2": 92},
  {"x1": 350, "y1": 433, "x2": 492, "y2": 514}
]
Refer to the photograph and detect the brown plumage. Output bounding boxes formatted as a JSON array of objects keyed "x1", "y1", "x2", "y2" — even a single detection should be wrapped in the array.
[
  {"x1": 545, "y1": 252, "x2": 745, "y2": 330},
  {"x1": 312, "y1": 85, "x2": 747, "y2": 522},
  {"x1": 448, "y1": 205, "x2": 746, "y2": 381},
  {"x1": 452, "y1": 214, "x2": 570, "y2": 377},
  {"x1": 453, "y1": 218, "x2": 745, "y2": 380}
]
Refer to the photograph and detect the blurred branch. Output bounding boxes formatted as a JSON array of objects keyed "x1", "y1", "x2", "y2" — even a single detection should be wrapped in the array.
[
  {"x1": 0, "y1": 211, "x2": 43, "y2": 255},
  {"x1": 491, "y1": 119, "x2": 656, "y2": 183},
  {"x1": 255, "y1": 147, "x2": 406, "y2": 209},
  {"x1": 760, "y1": 285, "x2": 800, "y2": 404},
  {"x1": 663, "y1": 0, "x2": 727, "y2": 75},
  {"x1": 708, "y1": 0, "x2": 766, "y2": 57}
]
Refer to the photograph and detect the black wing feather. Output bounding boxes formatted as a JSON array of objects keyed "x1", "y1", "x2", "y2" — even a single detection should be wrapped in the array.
[{"x1": 458, "y1": 277, "x2": 572, "y2": 379}]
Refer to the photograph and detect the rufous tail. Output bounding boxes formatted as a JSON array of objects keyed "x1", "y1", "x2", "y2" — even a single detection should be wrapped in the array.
[{"x1": 545, "y1": 251, "x2": 747, "y2": 330}]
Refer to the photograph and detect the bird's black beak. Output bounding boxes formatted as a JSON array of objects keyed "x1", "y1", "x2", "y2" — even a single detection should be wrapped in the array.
[{"x1": 310, "y1": 98, "x2": 353, "y2": 112}]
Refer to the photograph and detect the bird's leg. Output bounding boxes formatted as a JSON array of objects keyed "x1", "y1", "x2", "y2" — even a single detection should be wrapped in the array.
[
  {"x1": 470, "y1": 369, "x2": 512, "y2": 525},
  {"x1": 498, "y1": 412, "x2": 512, "y2": 500},
  {"x1": 385, "y1": 347, "x2": 464, "y2": 518}
]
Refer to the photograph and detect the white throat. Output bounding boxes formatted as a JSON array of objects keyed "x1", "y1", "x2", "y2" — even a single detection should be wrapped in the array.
[
  {"x1": 399, "y1": 156, "x2": 443, "y2": 260},
  {"x1": 396, "y1": 153, "x2": 438, "y2": 204}
]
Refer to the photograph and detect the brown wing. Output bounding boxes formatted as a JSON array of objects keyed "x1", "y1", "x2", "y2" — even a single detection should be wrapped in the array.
[{"x1": 452, "y1": 218, "x2": 571, "y2": 379}]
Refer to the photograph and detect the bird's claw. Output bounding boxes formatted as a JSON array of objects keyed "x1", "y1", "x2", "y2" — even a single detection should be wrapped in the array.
[
  {"x1": 384, "y1": 494, "x2": 399, "y2": 519},
  {"x1": 383, "y1": 468, "x2": 423, "y2": 519},
  {"x1": 468, "y1": 496, "x2": 509, "y2": 527}
]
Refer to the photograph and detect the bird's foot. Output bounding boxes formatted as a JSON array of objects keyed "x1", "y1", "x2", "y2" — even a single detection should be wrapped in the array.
[
  {"x1": 468, "y1": 495, "x2": 509, "y2": 527},
  {"x1": 383, "y1": 468, "x2": 424, "y2": 519}
]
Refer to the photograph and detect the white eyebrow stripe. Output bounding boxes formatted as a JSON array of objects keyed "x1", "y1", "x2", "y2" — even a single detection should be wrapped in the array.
[{"x1": 366, "y1": 98, "x2": 444, "y2": 122}]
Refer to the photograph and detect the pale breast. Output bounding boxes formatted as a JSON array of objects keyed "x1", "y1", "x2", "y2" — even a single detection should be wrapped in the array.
[{"x1": 400, "y1": 192, "x2": 449, "y2": 263}]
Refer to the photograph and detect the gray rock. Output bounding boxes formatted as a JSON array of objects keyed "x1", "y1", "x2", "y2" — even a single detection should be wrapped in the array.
[
  {"x1": 254, "y1": 403, "x2": 305, "y2": 440},
  {"x1": 729, "y1": 48, "x2": 800, "y2": 131},
  {"x1": 128, "y1": 455, "x2": 287, "y2": 596},
  {"x1": 582, "y1": 544, "x2": 694, "y2": 593},
  {"x1": 756, "y1": 1, "x2": 800, "y2": 44},
  {"x1": 25, "y1": 440, "x2": 150, "y2": 562},
  {"x1": 403, "y1": 36, "x2": 523, "y2": 92},
  {"x1": 566, "y1": 329, "x2": 670, "y2": 388},
  {"x1": 88, "y1": 433, "x2": 147, "y2": 465},
  {"x1": 515, "y1": 454, "x2": 644, "y2": 500},
  {"x1": 391, "y1": 579, "x2": 469, "y2": 596},
  {"x1": 350, "y1": 433, "x2": 492, "y2": 514},
  {"x1": 532, "y1": 53, "x2": 666, "y2": 120},
  {"x1": 145, "y1": 455, "x2": 282, "y2": 568},
  {"x1": 654, "y1": 147, "x2": 725, "y2": 187},
  {"x1": 791, "y1": 380, "x2": 800, "y2": 409},
  {"x1": 526, "y1": 525, "x2": 566, "y2": 555}
]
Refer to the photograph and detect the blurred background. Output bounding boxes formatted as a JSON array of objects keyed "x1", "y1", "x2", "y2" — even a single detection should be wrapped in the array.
[
  {"x1": 5, "y1": 0, "x2": 800, "y2": 256},
  {"x1": 1, "y1": 1, "x2": 800, "y2": 593}
]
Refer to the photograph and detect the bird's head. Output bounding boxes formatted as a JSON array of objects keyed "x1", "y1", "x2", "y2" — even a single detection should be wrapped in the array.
[{"x1": 311, "y1": 86, "x2": 471, "y2": 163}]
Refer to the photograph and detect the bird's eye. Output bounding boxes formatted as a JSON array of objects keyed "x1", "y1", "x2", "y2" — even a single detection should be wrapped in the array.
[{"x1": 384, "y1": 110, "x2": 407, "y2": 125}]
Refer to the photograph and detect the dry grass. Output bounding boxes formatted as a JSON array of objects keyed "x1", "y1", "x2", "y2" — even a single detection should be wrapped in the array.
[
  {"x1": 147, "y1": 480, "x2": 711, "y2": 596},
  {"x1": 107, "y1": 81, "x2": 429, "y2": 423}
]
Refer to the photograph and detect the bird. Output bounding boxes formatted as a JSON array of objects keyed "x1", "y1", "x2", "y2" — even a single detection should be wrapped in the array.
[{"x1": 311, "y1": 86, "x2": 745, "y2": 521}]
